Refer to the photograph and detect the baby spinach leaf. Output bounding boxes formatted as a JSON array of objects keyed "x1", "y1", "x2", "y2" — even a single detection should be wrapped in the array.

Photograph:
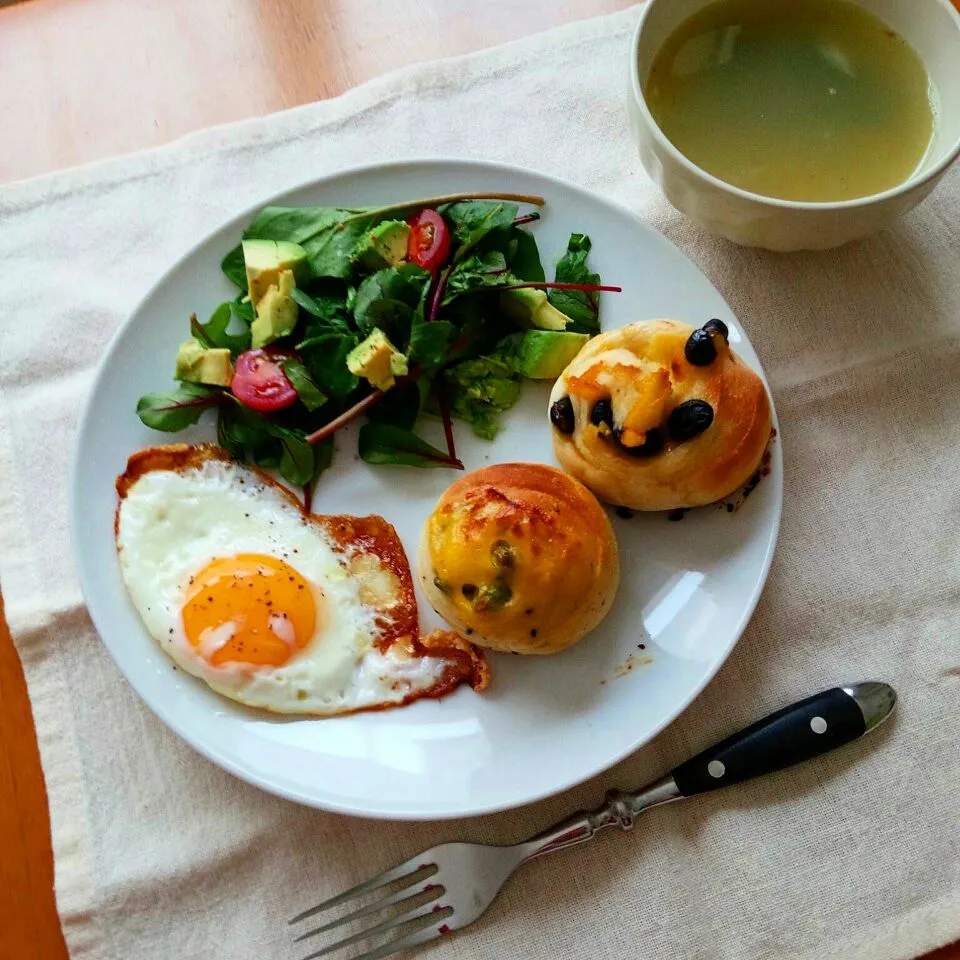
[
  {"x1": 358, "y1": 423, "x2": 461, "y2": 469},
  {"x1": 353, "y1": 265, "x2": 430, "y2": 341},
  {"x1": 548, "y1": 233, "x2": 602, "y2": 332},
  {"x1": 311, "y1": 436, "x2": 334, "y2": 480},
  {"x1": 291, "y1": 287, "x2": 352, "y2": 332},
  {"x1": 435, "y1": 298, "x2": 510, "y2": 364},
  {"x1": 507, "y1": 227, "x2": 545, "y2": 282},
  {"x1": 366, "y1": 380, "x2": 428, "y2": 431},
  {"x1": 275, "y1": 427, "x2": 317, "y2": 486},
  {"x1": 281, "y1": 358, "x2": 327, "y2": 412},
  {"x1": 216, "y1": 401, "x2": 318, "y2": 486},
  {"x1": 221, "y1": 246, "x2": 247, "y2": 291},
  {"x1": 137, "y1": 383, "x2": 222, "y2": 432},
  {"x1": 442, "y1": 251, "x2": 510, "y2": 301},
  {"x1": 231, "y1": 298, "x2": 255, "y2": 323},
  {"x1": 246, "y1": 205, "x2": 353, "y2": 242},
  {"x1": 297, "y1": 332, "x2": 359, "y2": 398},
  {"x1": 302, "y1": 435, "x2": 335, "y2": 512},
  {"x1": 440, "y1": 201, "x2": 519, "y2": 260},
  {"x1": 244, "y1": 202, "x2": 431, "y2": 281},
  {"x1": 190, "y1": 302, "x2": 251, "y2": 356},
  {"x1": 408, "y1": 319, "x2": 457, "y2": 374},
  {"x1": 189, "y1": 311, "x2": 218, "y2": 348},
  {"x1": 242, "y1": 205, "x2": 365, "y2": 280},
  {"x1": 217, "y1": 402, "x2": 277, "y2": 464}
]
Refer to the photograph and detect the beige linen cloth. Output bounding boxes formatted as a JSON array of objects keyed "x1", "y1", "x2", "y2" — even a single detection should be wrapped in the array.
[{"x1": 1, "y1": 6, "x2": 959, "y2": 959}]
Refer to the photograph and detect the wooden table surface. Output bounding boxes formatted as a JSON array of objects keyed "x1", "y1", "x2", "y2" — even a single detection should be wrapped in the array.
[{"x1": 2, "y1": 1, "x2": 958, "y2": 958}]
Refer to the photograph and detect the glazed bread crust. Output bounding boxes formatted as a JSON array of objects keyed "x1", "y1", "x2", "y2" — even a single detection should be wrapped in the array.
[
  {"x1": 550, "y1": 319, "x2": 771, "y2": 511},
  {"x1": 418, "y1": 463, "x2": 619, "y2": 655}
]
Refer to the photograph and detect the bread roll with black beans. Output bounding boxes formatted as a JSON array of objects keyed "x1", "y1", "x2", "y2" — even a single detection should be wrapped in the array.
[{"x1": 549, "y1": 319, "x2": 771, "y2": 511}]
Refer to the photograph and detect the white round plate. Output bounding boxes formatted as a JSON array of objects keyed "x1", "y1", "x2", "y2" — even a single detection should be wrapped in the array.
[{"x1": 72, "y1": 160, "x2": 782, "y2": 820}]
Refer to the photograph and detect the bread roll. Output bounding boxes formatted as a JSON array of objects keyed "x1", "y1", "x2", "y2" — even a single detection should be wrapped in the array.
[
  {"x1": 418, "y1": 463, "x2": 619, "y2": 655},
  {"x1": 549, "y1": 319, "x2": 771, "y2": 511}
]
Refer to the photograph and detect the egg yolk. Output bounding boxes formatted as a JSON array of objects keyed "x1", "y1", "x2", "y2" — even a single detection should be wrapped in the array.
[{"x1": 182, "y1": 553, "x2": 319, "y2": 667}]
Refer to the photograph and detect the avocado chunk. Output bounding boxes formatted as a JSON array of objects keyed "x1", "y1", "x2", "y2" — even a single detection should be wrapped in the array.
[
  {"x1": 174, "y1": 338, "x2": 233, "y2": 386},
  {"x1": 353, "y1": 220, "x2": 411, "y2": 271},
  {"x1": 506, "y1": 330, "x2": 590, "y2": 379},
  {"x1": 242, "y1": 239, "x2": 308, "y2": 304},
  {"x1": 346, "y1": 328, "x2": 409, "y2": 391},
  {"x1": 243, "y1": 239, "x2": 308, "y2": 348},
  {"x1": 500, "y1": 287, "x2": 571, "y2": 331},
  {"x1": 250, "y1": 269, "x2": 299, "y2": 348}
]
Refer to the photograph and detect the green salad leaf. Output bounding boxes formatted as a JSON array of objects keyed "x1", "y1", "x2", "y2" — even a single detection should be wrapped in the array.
[
  {"x1": 366, "y1": 380, "x2": 428, "y2": 431},
  {"x1": 291, "y1": 285, "x2": 353, "y2": 333},
  {"x1": 353, "y1": 264, "x2": 430, "y2": 341},
  {"x1": 443, "y1": 251, "x2": 510, "y2": 302},
  {"x1": 548, "y1": 233, "x2": 602, "y2": 332},
  {"x1": 217, "y1": 402, "x2": 320, "y2": 486},
  {"x1": 358, "y1": 423, "x2": 461, "y2": 469},
  {"x1": 297, "y1": 332, "x2": 360, "y2": 398},
  {"x1": 280, "y1": 358, "x2": 327, "y2": 412},
  {"x1": 441, "y1": 200, "x2": 518, "y2": 259},
  {"x1": 190, "y1": 302, "x2": 251, "y2": 356},
  {"x1": 137, "y1": 383, "x2": 222, "y2": 432},
  {"x1": 217, "y1": 402, "x2": 278, "y2": 464},
  {"x1": 408, "y1": 318, "x2": 457, "y2": 374},
  {"x1": 310, "y1": 435, "x2": 335, "y2": 481},
  {"x1": 221, "y1": 246, "x2": 247, "y2": 291},
  {"x1": 241, "y1": 205, "x2": 362, "y2": 279},
  {"x1": 507, "y1": 228, "x2": 545, "y2": 282},
  {"x1": 276, "y1": 428, "x2": 317, "y2": 486},
  {"x1": 231, "y1": 298, "x2": 255, "y2": 323},
  {"x1": 437, "y1": 298, "x2": 508, "y2": 364}
]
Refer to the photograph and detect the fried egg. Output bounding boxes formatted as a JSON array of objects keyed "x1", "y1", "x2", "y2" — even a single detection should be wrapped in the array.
[{"x1": 114, "y1": 445, "x2": 487, "y2": 715}]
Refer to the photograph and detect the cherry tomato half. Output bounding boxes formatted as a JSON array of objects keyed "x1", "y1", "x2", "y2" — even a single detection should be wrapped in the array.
[
  {"x1": 407, "y1": 209, "x2": 451, "y2": 272},
  {"x1": 231, "y1": 348, "x2": 298, "y2": 412}
]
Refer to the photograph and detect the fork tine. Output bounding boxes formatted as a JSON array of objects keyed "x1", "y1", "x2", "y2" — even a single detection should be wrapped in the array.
[
  {"x1": 299, "y1": 901, "x2": 454, "y2": 960},
  {"x1": 288, "y1": 861, "x2": 437, "y2": 925},
  {"x1": 293, "y1": 884, "x2": 444, "y2": 944},
  {"x1": 347, "y1": 924, "x2": 447, "y2": 960}
]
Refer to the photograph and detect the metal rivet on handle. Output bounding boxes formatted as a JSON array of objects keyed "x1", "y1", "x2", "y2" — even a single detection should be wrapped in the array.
[
  {"x1": 810, "y1": 716, "x2": 828, "y2": 734},
  {"x1": 707, "y1": 760, "x2": 725, "y2": 779}
]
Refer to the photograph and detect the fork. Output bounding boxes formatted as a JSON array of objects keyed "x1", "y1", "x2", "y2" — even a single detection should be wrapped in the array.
[{"x1": 289, "y1": 681, "x2": 896, "y2": 960}]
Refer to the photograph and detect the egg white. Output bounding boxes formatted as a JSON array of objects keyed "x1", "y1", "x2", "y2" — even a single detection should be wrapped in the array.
[{"x1": 116, "y1": 457, "x2": 448, "y2": 715}]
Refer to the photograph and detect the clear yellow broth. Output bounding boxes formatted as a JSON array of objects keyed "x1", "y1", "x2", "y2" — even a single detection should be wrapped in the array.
[{"x1": 644, "y1": 0, "x2": 934, "y2": 202}]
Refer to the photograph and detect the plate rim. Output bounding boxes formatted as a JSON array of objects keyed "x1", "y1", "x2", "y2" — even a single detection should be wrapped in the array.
[{"x1": 70, "y1": 157, "x2": 783, "y2": 820}]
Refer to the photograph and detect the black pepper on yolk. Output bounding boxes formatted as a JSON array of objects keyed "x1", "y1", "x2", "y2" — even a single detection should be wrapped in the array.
[{"x1": 181, "y1": 553, "x2": 320, "y2": 667}]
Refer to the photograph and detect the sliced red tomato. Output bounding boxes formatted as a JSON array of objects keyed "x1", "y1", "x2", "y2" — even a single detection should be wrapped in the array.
[
  {"x1": 231, "y1": 348, "x2": 298, "y2": 412},
  {"x1": 407, "y1": 209, "x2": 451, "y2": 272}
]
